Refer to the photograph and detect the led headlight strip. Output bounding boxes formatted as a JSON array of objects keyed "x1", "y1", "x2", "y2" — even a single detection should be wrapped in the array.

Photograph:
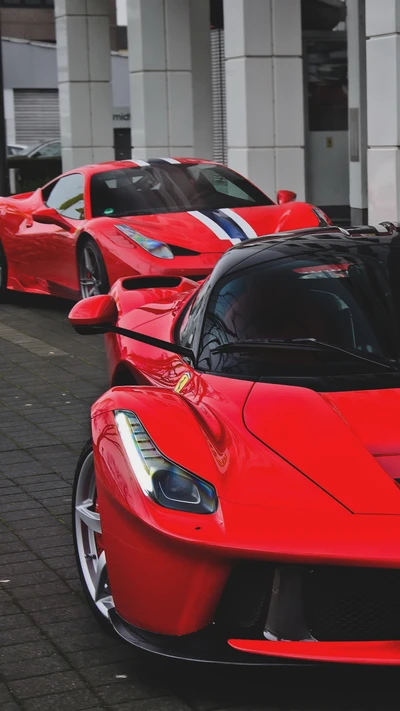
[{"x1": 115, "y1": 410, "x2": 217, "y2": 514}]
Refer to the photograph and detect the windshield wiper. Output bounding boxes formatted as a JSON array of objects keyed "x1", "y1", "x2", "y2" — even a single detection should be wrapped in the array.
[{"x1": 211, "y1": 338, "x2": 399, "y2": 371}]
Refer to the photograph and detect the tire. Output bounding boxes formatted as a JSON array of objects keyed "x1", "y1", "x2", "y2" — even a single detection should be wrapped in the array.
[
  {"x1": 72, "y1": 440, "x2": 115, "y2": 631},
  {"x1": 0, "y1": 241, "x2": 8, "y2": 301},
  {"x1": 78, "y1": 238, "x2": 110, "y2": 300}
]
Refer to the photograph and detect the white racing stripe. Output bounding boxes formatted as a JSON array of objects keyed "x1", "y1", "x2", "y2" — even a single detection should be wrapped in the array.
[
  {"x1": 129, "y1": 158, "x2": 151, "y2": 167},
  {"x1": 220, "y1": 208, "x2": 259, "y2": 240},
  {"x1": 158, "y1": 157, "x2": 181, "y2": 164},
  {"x1": 188, "y1": 211, "x2": 241, "y2": 245}
]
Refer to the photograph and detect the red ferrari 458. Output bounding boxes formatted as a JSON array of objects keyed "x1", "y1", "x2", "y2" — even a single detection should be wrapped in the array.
[
  {"x1": 0, "y1": 158, "x2": 329, "y2": 301},
  {"x1": 69, "y1": 222, "x2": 400, "y2": 666}
]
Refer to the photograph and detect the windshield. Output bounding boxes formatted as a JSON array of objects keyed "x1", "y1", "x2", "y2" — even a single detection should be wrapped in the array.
[
  {"x1": 196, "y1": 250, "x2": 400, "y2": 381},
  {"x1": 90, "y1": 163, "x2": 273, "y2": 218}
]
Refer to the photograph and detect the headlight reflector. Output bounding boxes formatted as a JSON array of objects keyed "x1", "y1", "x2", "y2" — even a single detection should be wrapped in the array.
[
  {"x1": 116, "y1": 224, "x2": 174, "y2": 259},
  {"x1": 115, "y1": 410, "x2": 218, "y2": 514}
]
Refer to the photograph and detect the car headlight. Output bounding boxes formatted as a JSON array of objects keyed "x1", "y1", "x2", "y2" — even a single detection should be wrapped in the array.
[
  {"x1": 115, "y1": 410, "x2": 218, "y2": 514},
  {"x1": 116, "y1": 224, "x2": 174, "y2": 259}
]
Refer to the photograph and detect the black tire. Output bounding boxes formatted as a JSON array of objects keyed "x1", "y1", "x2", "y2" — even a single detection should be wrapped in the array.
[
  {"x1": 72, "y1": 440, "x2": 115, "y2": 633},
  {"x1": 0, "y1": 241, "x2": 8, "y2": 301},
  {"x1": 78, "y1": 237, "x2": 110, "y2": 300}
]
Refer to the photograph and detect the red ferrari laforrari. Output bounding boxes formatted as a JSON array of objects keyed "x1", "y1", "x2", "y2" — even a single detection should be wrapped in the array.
[
  {"x1": 70, "y1": 222, "x2": 400, "y2": 666},
  {"x1": 0, "y1": 158, "x2": 329, "y2": 301}
]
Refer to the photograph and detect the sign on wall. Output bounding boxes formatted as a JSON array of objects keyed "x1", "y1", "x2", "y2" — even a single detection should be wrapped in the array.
[{"x1": 113, "y1": 107, "x2": 131, "y2": 129}]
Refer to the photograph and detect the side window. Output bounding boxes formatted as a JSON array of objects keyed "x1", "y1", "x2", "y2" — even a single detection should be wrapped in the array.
[
  {"x1": 197, "y1": 276, "x2": 245, "y2": 370},
  {"x1": 45, "y1": 174, "x2": 85, "y2": 220},
  {"x1": 180, "y1": 280, "x2": 211, "y2": 349}
]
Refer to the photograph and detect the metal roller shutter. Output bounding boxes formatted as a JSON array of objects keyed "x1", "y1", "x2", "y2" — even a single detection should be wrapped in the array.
[
  {"x1": 211, "y1": 28, "x2": 227, "y2": 165},
  {"x1": 14, "y1": 89, "x2": 60, "y2": 144}
]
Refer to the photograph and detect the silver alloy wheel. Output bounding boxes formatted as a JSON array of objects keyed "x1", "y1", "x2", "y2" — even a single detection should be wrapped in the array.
[
  {"x1": 79, "y1": 245, "x2": 102, "y2": 298},
  {"x1": 74, "y1": 451, "x2": 114, "y2": 619}
]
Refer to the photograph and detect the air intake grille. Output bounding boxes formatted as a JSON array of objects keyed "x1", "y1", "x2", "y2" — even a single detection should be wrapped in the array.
[
  {"x1": 304, "y1": 567, "x2": 400, "y2": 641},
  {"x1": 168, "y1": 245, "x2": 200, "y2": 256},
  {"x1": 215, "y1": 563, "x2": 273, "y2": 635}
]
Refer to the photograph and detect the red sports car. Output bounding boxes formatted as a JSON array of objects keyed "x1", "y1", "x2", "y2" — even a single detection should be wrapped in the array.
[
  {"x1": 69, "y1": 222, "x2": 400, "y2": 666},
  {"x1": 0, "y1": 158, "x2": 329, "y2": 301}
]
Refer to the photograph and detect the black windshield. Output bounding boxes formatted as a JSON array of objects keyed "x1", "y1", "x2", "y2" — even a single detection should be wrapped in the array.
[
  {"x1": 90, "y1": 163, "x2": 273, "y2": 218},
  {"x1": 196, "y1": 249, "x2": 400, "y2": 382}
]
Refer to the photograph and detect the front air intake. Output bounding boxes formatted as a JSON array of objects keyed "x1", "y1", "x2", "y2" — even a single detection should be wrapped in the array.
[
  {"x1": 214, "y1": 563, "x2": 274, "y2": 636},
  {"x1": 304, "y1": 566, "x2": 400, "y2": 641}
]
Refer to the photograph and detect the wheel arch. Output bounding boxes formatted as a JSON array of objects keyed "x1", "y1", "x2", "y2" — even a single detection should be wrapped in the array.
[
  {"x1": 76, "y1": 230, "x2": 98, "y2": 258},
  {"x1": 76, "y1": 230, "x2": 110, "y2": 297},
  {"x1": 111, "y1": 361, "x2": 142, "y2": 387},
  {"x1": 90, "y1": 386, "x2": 226, "y2": 636}
]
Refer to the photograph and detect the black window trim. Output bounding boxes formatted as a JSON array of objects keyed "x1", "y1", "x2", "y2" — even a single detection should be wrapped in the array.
[{"x1": 174, "y1": 291, "x2": 198, "y2": 346}]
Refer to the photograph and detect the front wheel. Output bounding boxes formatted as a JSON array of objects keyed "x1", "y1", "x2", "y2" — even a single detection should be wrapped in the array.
[
  {"x1": 72, "y1": 441, "x2": 114, "y2": 628},
  {"x1": 78, "y1": 239, "x2": 109, "y2": 299}
]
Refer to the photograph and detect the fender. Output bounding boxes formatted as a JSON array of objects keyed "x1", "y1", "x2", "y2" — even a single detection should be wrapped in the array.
[
  {"x1": 91, "y1": 386, "x2": 230, "y2": 635},
  {"x1": 91, "y1": 386, "x2": 221, "y2": 503}
]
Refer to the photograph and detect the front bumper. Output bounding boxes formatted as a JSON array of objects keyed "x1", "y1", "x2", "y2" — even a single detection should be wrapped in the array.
[
  {"x1": 109, "y1": 609, "x2": 309, "y2": 666},
  {"x1": 108, "y1": 562, "x2": 400, "y2": 666},
  {"x1": 229, "y1": 640, "x2": 400, "y2": 665},
  {"x1": 91, "y1": 404, "x2": 400, "y2": 664},
  {"x1": 109, "y1": 611, "x2": 400, "y2": 666},
  {"x1": 100, "y1": 498, "x2": 400, "y2": 666}
]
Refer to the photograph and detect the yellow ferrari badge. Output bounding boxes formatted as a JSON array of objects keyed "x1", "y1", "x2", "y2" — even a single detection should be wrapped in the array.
[{"x1": 174, "y1": 373, "x2": 191, "y2": 394}]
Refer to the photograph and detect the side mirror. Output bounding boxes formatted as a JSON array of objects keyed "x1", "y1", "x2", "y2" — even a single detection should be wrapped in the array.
[
  {"x1": 32, "y1": 206, "x2": 73, "y2": 231},
  {"x1": 69, "y1": 294, "x2": 118, "y2": 334},
  {"x1": 69, "y1": 293, "x2": 196, "y2": 361},
  {"x1": 277, "y1": 189, "x2": 297, "y2": 205}
]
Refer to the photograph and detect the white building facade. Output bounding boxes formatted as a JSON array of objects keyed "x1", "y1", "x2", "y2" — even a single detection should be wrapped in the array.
[{"x1": 11, "y1": 0, "x2": 396, "y2": 225}]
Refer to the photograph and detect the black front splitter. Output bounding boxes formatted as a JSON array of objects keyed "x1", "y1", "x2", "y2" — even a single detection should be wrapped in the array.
[{"x1": 109, "y1": 609, "x2": 314, "y2": 666}]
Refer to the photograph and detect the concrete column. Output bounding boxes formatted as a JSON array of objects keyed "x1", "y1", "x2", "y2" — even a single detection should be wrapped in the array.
[
  {"x1": 366, "y1": 0, "x2": 400, "y2": 223},
  {"x1": 348, "y1": 0, "x2": 368, "y2": 224},
  {"x1": 223, "y1": 0, "x2": 305, "y2": 199},
  {"x1": 55, "y1": 0, "x2": 114, "y2": 171},
  {"x1": 190, "y1": 0, "x2": 213, "y2": 158},
  {"x1": 128, "y1": 0, "x2": 195, "y2": 158}
]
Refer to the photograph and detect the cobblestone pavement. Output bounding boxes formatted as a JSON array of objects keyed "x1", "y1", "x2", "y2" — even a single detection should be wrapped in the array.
[{"x1": 0, "y1": 291, "x2": 399, "y2": 711}]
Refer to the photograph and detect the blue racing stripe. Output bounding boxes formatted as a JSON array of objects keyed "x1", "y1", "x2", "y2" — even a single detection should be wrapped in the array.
[{"x1": 199, "y1": 209, "x2": 248, "y2": 242}]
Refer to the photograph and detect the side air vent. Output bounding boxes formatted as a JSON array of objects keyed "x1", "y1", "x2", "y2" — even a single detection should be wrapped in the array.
[
  {"x1": 168, "y1": 245, "x2": 201, "y2": 257},
  {"x1": 122, "y1": 276, "x2": 182, "y2": 290}
]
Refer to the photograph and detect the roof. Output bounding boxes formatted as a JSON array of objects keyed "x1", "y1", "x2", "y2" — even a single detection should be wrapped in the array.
[{"x1": 208, "y1": 223, "x2": 400, "y2": 282}]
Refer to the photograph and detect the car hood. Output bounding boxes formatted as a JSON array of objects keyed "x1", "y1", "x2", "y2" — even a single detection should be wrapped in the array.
[
  {"x1": 113, "y1": 202, "x2": 321, "y2": 252},
  {"x1": 243, "y1": 383, "x2": 400, "y2": 515}
]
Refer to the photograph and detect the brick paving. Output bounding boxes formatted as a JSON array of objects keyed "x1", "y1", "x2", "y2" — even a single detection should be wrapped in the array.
[{"x1": 0, "y1": 291, "x2": 399, "y2": 711}]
